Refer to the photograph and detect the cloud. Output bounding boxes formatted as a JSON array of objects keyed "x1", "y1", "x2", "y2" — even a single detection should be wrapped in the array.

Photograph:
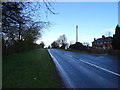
[
  {"x1": 36, "y1": 27, "x2": 115, "y2": 47},
  {"x1": 36, "y1": 32, "x2": 65, "y2": 47},
  {"x1": 94, "y1": 35, "x2": 102, "y2": 39},
  {"x1": 79, "y1": 35, "x2": 94, "y2": 46},
  {"x1": 104, "y1": 28, "x2": 115, "y2": 34},
  {"x1": 101, "y1": 28, "x2": 115, "y2": 37}
]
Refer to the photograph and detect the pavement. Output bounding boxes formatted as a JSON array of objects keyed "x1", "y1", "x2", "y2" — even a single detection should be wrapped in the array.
[{"x1": 48, "y1": 49, "x2": 120, "y2": 88}]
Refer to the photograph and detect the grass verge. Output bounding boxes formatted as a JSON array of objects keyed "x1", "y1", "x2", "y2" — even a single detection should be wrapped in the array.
[
  {"x1": 65, "y1": 48, "x2": 90, "y2": 53},
  {"x1": 3, "y1": 49, "x2": 62, "y2": 88}
]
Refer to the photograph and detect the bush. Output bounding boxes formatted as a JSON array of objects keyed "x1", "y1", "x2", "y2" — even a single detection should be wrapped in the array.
[{"x1": 69, "y1": 42, "x2": 87, "y2": 50}]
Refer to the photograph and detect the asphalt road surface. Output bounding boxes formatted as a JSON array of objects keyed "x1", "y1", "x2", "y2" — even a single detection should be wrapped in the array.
[{"x1": 48, "y1": 49, "x2": 120, "y2": 88}]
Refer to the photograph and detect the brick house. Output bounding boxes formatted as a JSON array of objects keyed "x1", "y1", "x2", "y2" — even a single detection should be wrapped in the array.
[{"x1": 92, "y1": 35, "x2": 113, "y2": 49}]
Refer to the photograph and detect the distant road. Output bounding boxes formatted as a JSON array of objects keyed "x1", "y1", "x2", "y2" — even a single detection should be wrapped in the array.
[{"x1": 48, "y1": 49, "x2": 120, "y2": 88}]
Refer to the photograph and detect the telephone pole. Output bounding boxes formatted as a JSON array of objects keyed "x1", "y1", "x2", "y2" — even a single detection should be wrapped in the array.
[{"x1": 76, "y1": 25, "x2": 78, "y2": 42}]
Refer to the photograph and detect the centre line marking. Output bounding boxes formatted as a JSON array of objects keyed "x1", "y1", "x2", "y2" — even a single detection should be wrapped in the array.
[
  {"x1": 79, "y1": 59, "x2": 120, "y2": 77},
  {"x1": 65, "y1": 54, "x2": 120, "y2": 77}
]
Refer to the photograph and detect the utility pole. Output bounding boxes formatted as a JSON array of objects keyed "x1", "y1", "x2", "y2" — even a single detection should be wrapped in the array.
[{"x1": 76, "y1": 25, "x2": 78, "y2": 42}]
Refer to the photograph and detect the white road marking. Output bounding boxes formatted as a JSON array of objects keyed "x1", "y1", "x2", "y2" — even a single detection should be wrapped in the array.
[
  {"x1": 48, "y1": 50, "x2": 75, "y2": 88},
  {"x1": 65, "y1": 53, "x2": 120, "y2": 77},
  {"x1": 79, "y1": 59, "x2": 120, "y2": 77},
  {"x1": 65, "y1": 54, "x2": 73, "y2": 57}
]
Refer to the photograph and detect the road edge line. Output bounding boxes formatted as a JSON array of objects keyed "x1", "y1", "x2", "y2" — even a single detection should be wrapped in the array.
[{"x1": 47, "y1": 49, "x2": 75, "y2": 88}]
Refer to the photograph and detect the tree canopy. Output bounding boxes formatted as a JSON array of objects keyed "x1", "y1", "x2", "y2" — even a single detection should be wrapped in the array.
[
  {"x1": 112, "y1": 25, "x2": 120, "y2": 50},
  {"x1": 69, "y1": 42, "x2": 86, "y2": 50},
  {"x1": 2, "y1": 2, "x2": 55, "y2": 55},
  {"x1": 50, "y1": 34, "x2": 67, "y2": 49},
  {"x1": 51, "y1": 41, "x2": 59, "y2": 48}
]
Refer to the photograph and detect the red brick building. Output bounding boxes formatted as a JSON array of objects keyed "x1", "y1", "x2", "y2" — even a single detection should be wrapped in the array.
[{"x1": 92, "y1": 35, "x2": 113, "y2": 49}]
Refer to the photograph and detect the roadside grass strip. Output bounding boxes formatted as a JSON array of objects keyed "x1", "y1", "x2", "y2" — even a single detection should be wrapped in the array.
[{"x1": 3, "y1": 49, "x2": 61, "y2": 88}]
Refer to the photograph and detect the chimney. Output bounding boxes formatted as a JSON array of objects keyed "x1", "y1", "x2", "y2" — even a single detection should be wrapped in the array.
[
  {"x1": 94, "y1": 38, "x2": 96, "y2": 41},
  {"x1": 102, "y1": 35, "x2": 105, "y2": 39}
]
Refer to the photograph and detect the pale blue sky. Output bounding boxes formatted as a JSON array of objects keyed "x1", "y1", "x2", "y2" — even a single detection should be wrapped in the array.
[{"x1": 36, "y1": 2, "x2": 118, "y2": 47}]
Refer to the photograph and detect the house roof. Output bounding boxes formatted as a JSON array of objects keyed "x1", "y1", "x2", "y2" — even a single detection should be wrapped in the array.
[{"x1": 92, "y1": 37, "x2": 112, "y2": 43}]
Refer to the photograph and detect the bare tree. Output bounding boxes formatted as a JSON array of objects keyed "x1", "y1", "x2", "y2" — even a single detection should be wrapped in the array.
[
  {"x1": 51, "y1": 41, "x2": 59, "y2": 48},
  {"x1": 2, "y1": 2, "x2": 57, "y2": 54},
  {"x1": 83, "y1": 42, "x2": 90, "y2": 47},
  {"x1": 57, "y1": 34, "x2": 67, "y2": 46}
]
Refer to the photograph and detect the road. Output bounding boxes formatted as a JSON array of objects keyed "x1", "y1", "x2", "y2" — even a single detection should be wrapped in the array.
[{"x1": 48, "y1": 49, "x2": 120, "y2": 88}]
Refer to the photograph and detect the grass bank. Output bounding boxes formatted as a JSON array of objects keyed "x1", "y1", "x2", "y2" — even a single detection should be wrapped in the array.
[
  {"x1": 3, "y1": 49, "x2": 62, "y2": 88},
  {"x1": 65, "y1": 48, "x2": 90, "y2": 53},
  {"x1": 66, "y1": 48, "x2": 120, "y2": 56}
]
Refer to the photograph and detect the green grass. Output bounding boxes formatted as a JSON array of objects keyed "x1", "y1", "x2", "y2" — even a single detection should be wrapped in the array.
[
  {"x1": 65, "y1": 48, "x2": 93, "y2": 54},
  {"x1": 65, "y1": 48, "x2": 87, "y2": 53},
  {"x1": 3, "y1": 49, "x2": 62, "y2": 88},
  {"x1": 65, "y1": 49, "x2": 81, "y2": 52}
]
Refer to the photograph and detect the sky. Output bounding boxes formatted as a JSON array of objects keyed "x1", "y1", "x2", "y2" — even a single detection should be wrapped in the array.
[{"x1": 35, "y1": 2, "x2": 118, "y2": 47}]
